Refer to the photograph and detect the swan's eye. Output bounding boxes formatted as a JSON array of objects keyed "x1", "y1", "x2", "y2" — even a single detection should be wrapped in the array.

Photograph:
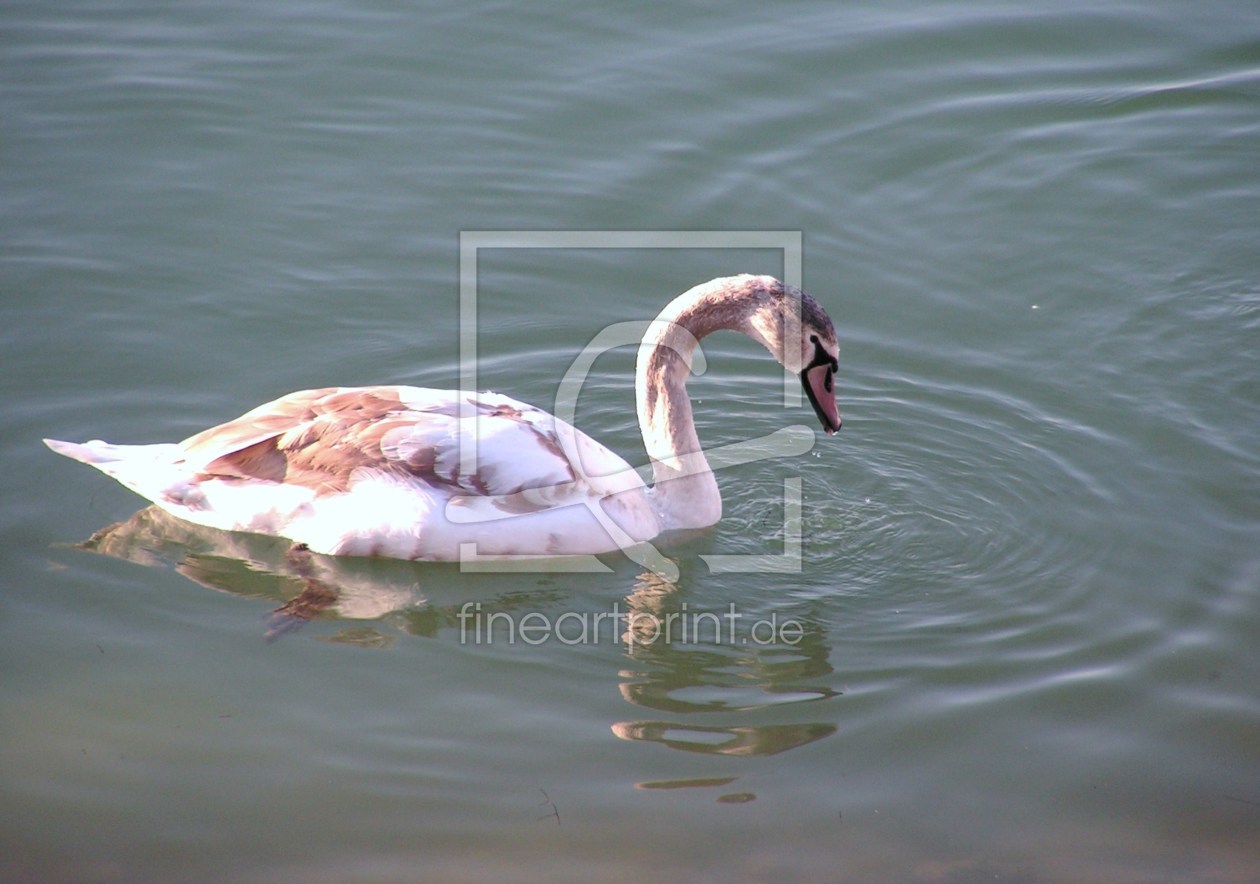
[{"x1": 804, "y1": 336, "x2": 836, "y2": 374}]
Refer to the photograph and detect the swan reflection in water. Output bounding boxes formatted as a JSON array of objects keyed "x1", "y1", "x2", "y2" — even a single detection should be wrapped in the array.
[
  {"x1": 77, "y1": 505, "x2": 430, "y2": 643},
  {"x1": 610, "y1": 569, "x2": 837, "y2": 778},
  {"x1": 72, "y1": 506, "x2": 839, "y2": 774}
]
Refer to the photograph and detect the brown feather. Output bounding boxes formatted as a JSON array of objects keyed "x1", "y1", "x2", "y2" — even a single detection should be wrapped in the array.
[
  {"x1": 188, "y1": 388, "x2": 448, "y2": 495},
  {"x1": 183, "y1": 386, "x2": 582, "y2": 500}
]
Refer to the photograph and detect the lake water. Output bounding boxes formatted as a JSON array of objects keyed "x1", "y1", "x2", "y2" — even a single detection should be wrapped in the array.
[{"x1": 3, "y1": 0, "x2": 1259, "y2": 880}]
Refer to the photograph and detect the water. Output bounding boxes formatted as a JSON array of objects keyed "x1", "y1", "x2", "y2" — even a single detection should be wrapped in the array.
[{"x1": 3, "y1": 0, "x2": 1259, "y2": 880}]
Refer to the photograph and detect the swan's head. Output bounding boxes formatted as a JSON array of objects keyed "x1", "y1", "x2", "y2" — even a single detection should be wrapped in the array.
[
  {"x1": 646, "y1": 274, "x2": 842, "y2": 436},
  {"x1": 738, "y1": 276, "x2": 842, "y2": 435}
]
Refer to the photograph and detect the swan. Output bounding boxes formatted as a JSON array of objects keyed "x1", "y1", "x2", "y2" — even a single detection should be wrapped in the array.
[{"x1": 44, "y1": 274, "x2": 840, "y2": 561}]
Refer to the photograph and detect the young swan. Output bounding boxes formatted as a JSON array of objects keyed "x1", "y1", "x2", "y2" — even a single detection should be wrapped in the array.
[{"x1": 46, "y1": 275, "x2": 840, "y2": 560}]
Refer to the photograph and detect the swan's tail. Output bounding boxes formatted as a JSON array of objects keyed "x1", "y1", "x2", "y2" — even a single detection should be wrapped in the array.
[
  {"x1": 44, "y1": 438, "x2": 186, "y2": 503},
  {"x1": 44, "y1": 437, "x2": 316, "y2": 539}
]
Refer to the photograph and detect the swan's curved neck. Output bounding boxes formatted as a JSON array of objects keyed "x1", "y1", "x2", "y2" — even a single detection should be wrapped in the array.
[{"x1": 634, "y1": 276, "x2": 785, "y2": 530}]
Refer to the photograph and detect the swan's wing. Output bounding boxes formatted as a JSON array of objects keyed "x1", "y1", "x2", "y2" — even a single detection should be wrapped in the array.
[
  {"x1": 178, "y1": 386, "x2": 642, "y2": 504},
  {"x1": 178, "y1": 386, "x2": 342, "y2": 466}
]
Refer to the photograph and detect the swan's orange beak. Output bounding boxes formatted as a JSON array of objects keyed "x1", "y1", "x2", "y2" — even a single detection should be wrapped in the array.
[{"x1": 802, "y1": 363, "x2": 841, "y2": 435}]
